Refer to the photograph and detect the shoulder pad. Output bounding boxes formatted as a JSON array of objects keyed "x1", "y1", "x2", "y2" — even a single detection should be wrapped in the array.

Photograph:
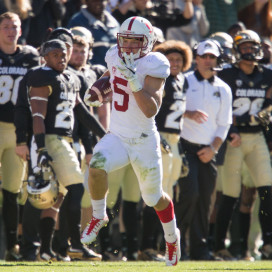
[
  {"x1": 27, "y1": 67, "x2": 58, "y2": 87},
  {"x1": 23, "y1": 45, "x2": 40, "y2": 55},
  {"x1": 105, "y1": 45, "x2": 118, "y2": 62},
  {"x1": 137, "y1": 52, "x2": 170, "y2": 79}
]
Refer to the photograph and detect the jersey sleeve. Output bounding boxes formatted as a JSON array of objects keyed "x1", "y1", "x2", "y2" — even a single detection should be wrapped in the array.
[
  {"x1": 137, "y1": 52, "x2": 170, "y2": 79},
  {"x1": 105, "y1": 45, "x2": 118, "y2": 68},
  {"x1": 14, "y1": 73, "x2": 32, "y2": 144},
  {"x1": 27, "y1": 67, "x2": 57, "y2": 88}
]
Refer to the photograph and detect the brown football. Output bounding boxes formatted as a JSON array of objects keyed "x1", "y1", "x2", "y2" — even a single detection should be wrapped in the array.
[{"x1": 86, "y1": 76, "x2": 112, "y2": 103}]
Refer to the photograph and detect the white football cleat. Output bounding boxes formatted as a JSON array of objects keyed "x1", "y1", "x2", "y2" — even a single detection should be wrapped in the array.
[
  {"x1": 165, "y1": 228, "x2": 181, "y2": 266},
  {"x1": 81, "y1": 216, "x2": 109, "y2": 245}
]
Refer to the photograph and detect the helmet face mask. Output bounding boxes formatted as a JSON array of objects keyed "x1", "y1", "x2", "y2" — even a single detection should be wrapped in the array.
[
  {"x1": 221, "y1": 46, "x2": 234, "y2": 64},
  {"x1": 117, "y1": 34, "x2": 146, "y2": 59},
  {"x1": 117, "y1": 16, "x2": 154, "y2": 60},
  {"x1": 27, "y1": 165, "x2": 59, "y2": 209},
  {"x1": 233, "y1": 30, "x2": 263, "y2": 62}
]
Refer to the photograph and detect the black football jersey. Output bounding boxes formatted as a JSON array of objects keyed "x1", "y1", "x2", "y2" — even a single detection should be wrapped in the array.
[
  {"x1": 156, "y1": 73, "x2": 187, "y2": 134},
  {"x1": 68, "y1": 64, "x2": 97, "y2": 153},
  {"x1": 67, "y1": 64, "x2": 97, "y2": 100},
  {"x1": 218, "y1": 65, "x2": 272, "y2": 133},
  {"x1": 0, "y1": 45, "x2": 40, "y2": 123},
  {"x1": 27, "y1": 67, "x2": 80, "y2": 137}
]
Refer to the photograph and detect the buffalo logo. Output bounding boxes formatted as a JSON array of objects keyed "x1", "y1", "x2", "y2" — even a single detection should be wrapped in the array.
[
  {"x1": 60, "y1": 82, "x2": 65, "y2": 90},
  {"x1": 204, "y1": 43, "x2": 212, "y2": 49},
  {"x1": 236, "y1": 79, "x2": 243, "y2": 87}
]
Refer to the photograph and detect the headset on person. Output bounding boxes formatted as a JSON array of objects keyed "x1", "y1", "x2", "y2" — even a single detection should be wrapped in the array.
[{"x1": 192, "y1": 39, "x2": 225, "y2": 71}]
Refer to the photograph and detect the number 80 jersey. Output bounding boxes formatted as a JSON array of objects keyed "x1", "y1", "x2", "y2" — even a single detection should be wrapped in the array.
[
  {"x1": 0, "y1": 46, "x2": 40, "y2": 123},
  {"x1": 105, "y1": 45, "x2": 170, "y2": 138}
]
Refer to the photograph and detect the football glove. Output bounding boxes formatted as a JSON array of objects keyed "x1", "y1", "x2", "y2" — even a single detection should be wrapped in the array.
[
  {"x1": 84, "y1": 93, "x2": 103, "y2": 107},
  {"x1": 254, "y1": 109, "x2": 271, "y2": 127},
  {"x1": 180, "y1": 153, "x2": 189, "y2": 178},
  {"x1": 37, "y1": 148, "x2": 53, "y2": 168},
  {"x1": 116, "y1": 53, "x2": 142, "y2": 93}
]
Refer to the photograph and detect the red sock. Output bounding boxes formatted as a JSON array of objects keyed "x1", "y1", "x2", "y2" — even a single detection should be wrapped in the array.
[{"x1": 156, "y1": 201, "x2": 175, "y2": 223}]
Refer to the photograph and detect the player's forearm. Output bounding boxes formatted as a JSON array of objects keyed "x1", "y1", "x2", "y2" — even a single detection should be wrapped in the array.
[
  {"x1": 33, "y1": 117, "x2": 46, "y2": 135},
  {"x1": 118, "y1": 0, "x2": 133, "y2": 14},
  {"x1": 133, "y1": 90, "x2": 160, "y2": 118},
  {"x1": 210, "y1": 137, "x2": 223, "y2": 154},
  {"x1": 183, "y1": 0, "x2": 194, "y2": 19}
]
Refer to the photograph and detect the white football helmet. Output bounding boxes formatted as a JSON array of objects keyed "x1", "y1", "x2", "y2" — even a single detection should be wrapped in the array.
[
  {"x1": 117, "y1": 16, "x2": 154, "y2": 60},
  {"x1": 27, "y1": 165, "x2": 59, "y2": 209}
]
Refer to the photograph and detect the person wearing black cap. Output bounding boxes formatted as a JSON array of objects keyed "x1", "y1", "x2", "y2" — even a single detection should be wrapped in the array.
[{"x1": 174, "y1": 39, "x2": 232, "y2": 260}]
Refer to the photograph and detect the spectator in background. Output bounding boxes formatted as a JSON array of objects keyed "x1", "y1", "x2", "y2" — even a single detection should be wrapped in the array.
[
  {"x1": 203, "y1": 0, "x2": 253, "y2": 36},
  {"x1": 67, "y1": 0, "x2": 120, "y2": 67},
  {"x1": 106, "y1": 0, "x2": 131, "y2": 13},
  {"x1": 238, "y1": 0, "x2": 272, "y2": 39},
  {"x1": 227, "y1": 21, "x2": 246, "y2": 39},
  {"x1": 62, "y1": 0, "x2": 82, "y2": 27},
  {"x1": 166, "y1": 0, "x2": 209, "y2": 49},
  {"x1": 26, "y1": 0, "x2": 66, "y2": 48},
  {"x1": 111, "y1": 0, "x2": 194, "y2": 36}
]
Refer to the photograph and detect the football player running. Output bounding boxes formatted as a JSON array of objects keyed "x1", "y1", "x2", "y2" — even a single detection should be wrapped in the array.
[
  {"x1": 82, "y1": 16, "x2": 181, "y2": 266},
  {"x1": 0, "y1": 12, "x2": 40, "y2": 261},
  {"x1": 214, "y1": 30, "x2": 272, "y2": 260}
]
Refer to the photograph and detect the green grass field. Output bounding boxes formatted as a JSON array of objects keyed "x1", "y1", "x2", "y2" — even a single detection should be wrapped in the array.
[{"x1": 1, "y1": 261, "x2": 272, "y2": 272}]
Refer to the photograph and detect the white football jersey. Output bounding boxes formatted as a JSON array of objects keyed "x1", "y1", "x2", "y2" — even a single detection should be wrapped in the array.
[{"x1": 105, "y1": 45, "x2": 170, "y2": 138}]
